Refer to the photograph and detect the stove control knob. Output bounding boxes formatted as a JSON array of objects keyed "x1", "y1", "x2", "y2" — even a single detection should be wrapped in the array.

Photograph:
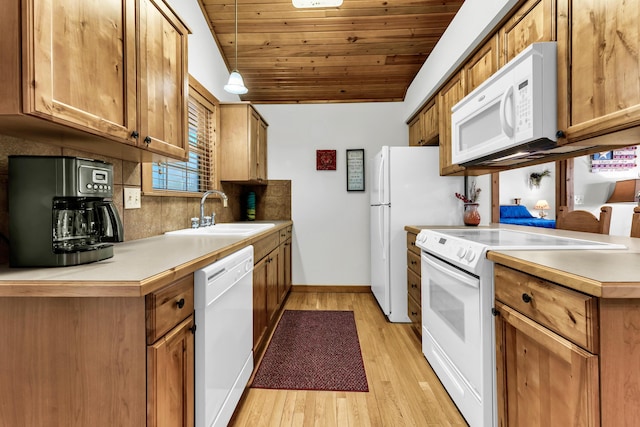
[
  {"x1": 456, "y1": 247, "x2": 467, "y2": 259},
  {"x1": 465, "y1": 250, "x2": 476, "y2": 262}
]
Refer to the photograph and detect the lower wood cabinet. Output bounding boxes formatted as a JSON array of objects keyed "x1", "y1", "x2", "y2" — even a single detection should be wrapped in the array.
[
  {"x1": 0, "y1": 273, "x2": 196, "y2": 427},
  {"x1": 494, "y1": 263, "x2": 640, "y2": 427},
  {"x1": 146, "y1": 275, "x2": 195, "y2": 427},
  {"x1": 406, "y1": 231, "x2": 422, "y2": 337},
  {"x1": 252, "y1": 225, "x2": 293, "y2": 355}
]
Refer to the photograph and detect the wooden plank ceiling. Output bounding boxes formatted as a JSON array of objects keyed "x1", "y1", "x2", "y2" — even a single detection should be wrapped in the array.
[{"x1": 198, "y1": 0, "x2": 465, "y2": 103}]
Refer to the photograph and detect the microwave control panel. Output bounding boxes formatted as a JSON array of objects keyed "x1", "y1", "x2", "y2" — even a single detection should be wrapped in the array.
[{"x1": 515, "y1": 78, "x2": 532, "y2": 133}]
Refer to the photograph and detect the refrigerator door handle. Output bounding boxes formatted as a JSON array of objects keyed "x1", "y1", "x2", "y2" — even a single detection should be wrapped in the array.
[
  {"x1": 377, "y1": 154, "x2": 385, "y2": 204},
  {"x1": 378, "y1": 207, "x2": 386, "y2": 261}
]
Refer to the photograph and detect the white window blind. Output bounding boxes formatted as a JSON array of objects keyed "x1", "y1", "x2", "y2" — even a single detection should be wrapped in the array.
[{"x1": 152, "y1": 95, "x2": 216, "y2": 192}]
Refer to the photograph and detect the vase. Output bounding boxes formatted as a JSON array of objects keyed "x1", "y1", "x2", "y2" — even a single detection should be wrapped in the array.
[{"x1": 463, "y1": 203, "x2": 481, "y2": 226}]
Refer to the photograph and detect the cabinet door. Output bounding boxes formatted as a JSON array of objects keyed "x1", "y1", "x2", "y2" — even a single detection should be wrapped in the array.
[
  {"x1": 257, "y1": 118, "x2": 268, "y2": 181},
  {"x1": 499, "y1": 0, "x2": 555, "y2": 65},
  {"x1": 283, "y1": 238, "x2": 292, "y2": 296},
  {"x1": 464, "y1": 35, "x2": 500, "y2": 94},
  {"x1": 408, "y1": 114, "x2": 423, "y2": 146},
  {"x1": 266, "y1": 247, "x2": 279, "y2": 322},
  {"x1": 27, "y1": 0, "x2": 137, "y2": 142},
  {"x1": 421, "y1": 99, "x2": 439, "y2": 146},
  {"x1": 147, "y1": 315, "x2": 195, "y2": 427},
  {"x1": 438, "y1": 71, "x2": 466, "y2": 176},
  {"x1": 138, "y1": 0, "x2": 189, "y2": 160},
  {"x1": 557, "y1": 0, "x2": 640, "y2": 145},
  {"x1": 253, "y1": 256, "x2": 268, "y2": 350},
  {"x1": 495, "y1": 302, "x2": 600, "y2": 427}
]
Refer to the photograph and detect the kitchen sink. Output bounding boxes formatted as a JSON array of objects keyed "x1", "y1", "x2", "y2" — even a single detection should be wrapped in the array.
[{"x1": 165, "y1": 222, "x2": 275, "y2": 237}]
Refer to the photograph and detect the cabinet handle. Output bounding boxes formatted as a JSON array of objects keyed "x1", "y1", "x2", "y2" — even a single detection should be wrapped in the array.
[
  {"x1": 176, "y1": 298, "x2": 185, "y2": 309},
  {"x1": 521, "y1": 293, "x2": 532, "y2": 304},
  {"x1": 491, "y1": 308, "x2": 500, "y2": 317},
  {"x1": 411, "y1": 260, "x2": 417, "y2": 265},
  {"x1": 411, "y1": 283, "x2": 418, "y2": 288},
  {"x1": 130, "y1": 131, "x2": 139, "y2": 139},
  {"x1": 410, "y1": 241, "x2": 415, "y2": 246},
  {"x1": 143, "y1": 136, "x2": 152, "y2": 145},
  {"x1": 190, "y1": 324, "x2": 197, "y2": 334},
  {"x1": 411, "y1": 311, "x2": 418, "y2": 316}
]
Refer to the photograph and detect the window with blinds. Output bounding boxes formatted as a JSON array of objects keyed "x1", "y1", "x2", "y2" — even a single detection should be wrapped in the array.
[{"x1": 148, "y1": 78, "x2": 218, "y2": 194}]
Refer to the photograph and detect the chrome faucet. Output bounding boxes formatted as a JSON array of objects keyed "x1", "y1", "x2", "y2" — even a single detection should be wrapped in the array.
[{"x1": 199, "y1": 190, "x2": 228, "y2": 227}]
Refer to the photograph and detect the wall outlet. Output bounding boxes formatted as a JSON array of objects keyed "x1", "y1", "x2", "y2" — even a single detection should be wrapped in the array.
[
  {"x1": 124, "y1": 187, "x2": 141, "y2": 209},
  {"x1": 574, "y1": 194, "x2": 584, "y2": 205}
]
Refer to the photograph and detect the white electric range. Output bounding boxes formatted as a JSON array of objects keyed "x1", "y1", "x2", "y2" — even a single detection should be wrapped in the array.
[{"x1": 415, "y1": 228, "x2": 625, "y2": 427}]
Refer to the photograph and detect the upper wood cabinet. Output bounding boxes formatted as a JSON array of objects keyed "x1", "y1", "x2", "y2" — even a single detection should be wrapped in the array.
[
  {"x1": 499, "y1": 0, "x2": 556, "y2": 65},
  {"x1": 437, "y1": 71, "x2": 466, "y2": 176},
  {"x1": 408, "y1": 99, "x2": 438, "y2": 146},
  {"x1": 464, "y1": 35, "x2": 500, "y2": 94},
  {"x1": 557, "y1": 0, "x2": 640, "y2": 147},
  {"x1": 220, "y1": 103, "x2": 269, "y2": 182},
  {"x1": 0, "y1": 0, "x2": 189, "y2": 162}
]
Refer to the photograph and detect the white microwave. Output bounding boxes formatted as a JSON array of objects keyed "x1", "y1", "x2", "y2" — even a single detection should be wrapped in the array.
[{"x1": 451, "y1": 42, "x2": 558, "y2": 167}]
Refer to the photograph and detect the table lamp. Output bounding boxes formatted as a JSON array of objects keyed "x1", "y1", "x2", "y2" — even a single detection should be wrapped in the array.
[{"x1": 534, "y1": 200, "x2": 550, "y2": 218}]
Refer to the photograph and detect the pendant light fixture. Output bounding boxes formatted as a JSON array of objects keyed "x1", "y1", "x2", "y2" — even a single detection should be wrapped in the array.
[{"x1": 224, "y1": 0, "x2": 248, "y2": 94}]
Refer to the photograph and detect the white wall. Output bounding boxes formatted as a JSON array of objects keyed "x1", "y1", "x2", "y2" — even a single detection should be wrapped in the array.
[
  {"x1": 168, "y1": 0, "x2": 519, "y2": 286},
  {"x1": 573, "y1": 154, "x2": 640, "y2": 236},
  {"x1": 256, "y1": 103, "x2": 406, "y2": 285},
  {"x1": 403, "y1": 0, "x2": 519, "y2": 118},
  {"x1": 499, "y1": 163, "x2": 556, "y2": 218}
]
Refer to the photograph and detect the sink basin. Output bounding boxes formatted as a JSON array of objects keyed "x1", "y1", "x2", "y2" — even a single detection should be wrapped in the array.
[{"x1": 165, "y1": 222, "x2": 275, "y2": 237}]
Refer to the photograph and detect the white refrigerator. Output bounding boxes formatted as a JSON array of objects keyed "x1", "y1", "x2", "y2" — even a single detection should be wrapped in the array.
[{"x1": 370, "y1": 146, "x2": 464, "y2": 322}]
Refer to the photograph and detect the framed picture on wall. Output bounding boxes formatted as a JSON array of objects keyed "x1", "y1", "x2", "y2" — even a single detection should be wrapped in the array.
[
  {"x1": 346, "y1": 149, "x2": 365, "y2": 191},
  {"x1": 316, "y1": 150, "x2": 337, "y2": 170}
]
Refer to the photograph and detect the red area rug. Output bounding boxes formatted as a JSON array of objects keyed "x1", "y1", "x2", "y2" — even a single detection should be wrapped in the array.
[{"x1": 251, "y1": 310, "x2": 369, "y2": 392}]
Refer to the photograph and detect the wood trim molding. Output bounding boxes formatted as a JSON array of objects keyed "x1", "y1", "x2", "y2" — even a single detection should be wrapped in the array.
[{"x1": 291, "y1": 285, "x2": 371, "y2": 293}]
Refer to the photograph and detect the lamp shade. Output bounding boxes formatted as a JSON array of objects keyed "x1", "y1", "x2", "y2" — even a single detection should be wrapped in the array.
[
  {"x1": 224, "y1": 71, "x2": 248, "y2": 95},
  {"x1": 534, "y1": 200, "x2": 550, "y2": 210},
  {"x1": 606, "y1": 179, "x2": 640, "y2": 203}
]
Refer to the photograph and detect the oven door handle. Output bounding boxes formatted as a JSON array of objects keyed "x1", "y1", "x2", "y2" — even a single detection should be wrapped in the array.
[{"x1": 422, "y1": 253, "x2": 479, "y2": 289}]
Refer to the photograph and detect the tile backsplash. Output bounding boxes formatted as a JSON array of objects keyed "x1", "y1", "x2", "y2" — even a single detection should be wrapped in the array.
[{"x1": 0, "y1": 134, "x2": 291, "y2": 265}]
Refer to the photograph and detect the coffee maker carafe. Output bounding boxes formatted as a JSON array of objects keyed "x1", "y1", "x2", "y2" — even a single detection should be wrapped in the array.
[{"x1": 9, "y1": 156, "x2": 124, "y2": 267}]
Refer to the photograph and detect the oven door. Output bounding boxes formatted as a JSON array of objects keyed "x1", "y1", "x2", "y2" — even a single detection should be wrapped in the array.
[{"x1": 421, "y1": 251, "x2": 483, "y2": 399}]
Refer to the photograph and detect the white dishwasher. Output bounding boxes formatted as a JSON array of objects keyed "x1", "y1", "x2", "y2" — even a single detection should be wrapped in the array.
[{"x1": 195, "y1": 245, "x2": 254, "y2": 427}]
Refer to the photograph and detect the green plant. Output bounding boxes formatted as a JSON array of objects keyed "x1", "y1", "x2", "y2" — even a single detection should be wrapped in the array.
[{"x1": 529, "y1": 169, "x2": 551, "y2": 188}]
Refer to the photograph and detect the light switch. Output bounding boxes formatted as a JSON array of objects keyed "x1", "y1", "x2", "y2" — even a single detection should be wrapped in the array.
[{"x1": 124, "y1": 187, "x2": 141, "y2": 209}]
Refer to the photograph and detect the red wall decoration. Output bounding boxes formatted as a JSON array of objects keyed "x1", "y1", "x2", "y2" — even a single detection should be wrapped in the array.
[{"x1": 316, "y1": 150, "x2": 337, "y2": 170}]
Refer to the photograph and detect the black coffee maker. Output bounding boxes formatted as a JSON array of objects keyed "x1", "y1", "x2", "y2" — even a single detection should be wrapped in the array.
[{"x1": 8, "y1": 156, "x2": 124, "y2": 267}]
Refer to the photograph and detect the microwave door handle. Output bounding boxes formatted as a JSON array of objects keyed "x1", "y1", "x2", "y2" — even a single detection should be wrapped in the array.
[{"x1": 499, "y1": 85, "x2": 515, "y2": 137}]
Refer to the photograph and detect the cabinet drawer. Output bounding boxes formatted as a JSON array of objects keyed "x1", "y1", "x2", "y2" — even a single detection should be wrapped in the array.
[
  {"x1": 407, "y1": 250, "x2": 421, "y2": 275},
  {"x1": 494, "y1": 265, "x2": 599, "y2": 352},
  {"x1": 408, "y1": 294, "x2": 421, "y2": 327},
  {"x1": 146, "y1": 275, "x2": 194, "y2": 345},
  {"x1": 254, "y1": 231, "x2": 280, "y2": 262},
  {"x1": 407, "y1": 232, "x2": 420, "y2": 255},
  {"x1": 279, "y1": 225, "x2": 292, "y2": 244},
  {"x1": 407, "y1": 268, "x2": 421, "y2": 303}
]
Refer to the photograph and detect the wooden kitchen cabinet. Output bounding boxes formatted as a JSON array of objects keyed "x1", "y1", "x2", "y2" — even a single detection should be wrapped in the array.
[
  {"x1": 0, "y1": 273, "x2": 196, "y2": 427},
  {"x1": 438, "y1": 71, "x2": 466, "y2": 176},
  {"x1": 556, "y1": 0, "x2": 640, "y2": 147},
  {"x1": 463, "y1": 34, "x2": 500, "y2": 94},
  {"x1": 408, "y1": 99, "x2": 438, "y2": 147},
  {"x1": 498, "y1": 0, "x2": 555, "y2": 65},
  {"x1": 278, "y1": 225, "x2": 293, "y2": 304},
  {"x1": 220, "y1": 103, "x2": 269, "y2": 182},
  {"x1": 251, "y1": 226, "x2": 292, "y2": 355},
  {"x1": 406, "y1": 231, "x2": 422, "y2": 337},
  {"x1": 0, "y1": 0, "x2": 189, "y2": 162},
  {"x1": 146, "y1": 275, "x2": 195, "y2": 427},
  {"x1": 494, "y1": 264, "x2": 600, "y2": 426}
]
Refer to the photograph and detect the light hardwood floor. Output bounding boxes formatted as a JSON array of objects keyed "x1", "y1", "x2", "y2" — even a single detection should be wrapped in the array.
[{"x1": 230, "y1": 291, "x2": 468, "y2": 426}]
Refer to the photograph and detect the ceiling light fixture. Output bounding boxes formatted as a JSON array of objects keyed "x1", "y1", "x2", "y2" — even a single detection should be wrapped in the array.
[
  {"x1": 293, "y1": 0, "x2": 342, "y2": 8},
  {"x1": 224, "y1": 0, "x2": 248, "y2": 95}
]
